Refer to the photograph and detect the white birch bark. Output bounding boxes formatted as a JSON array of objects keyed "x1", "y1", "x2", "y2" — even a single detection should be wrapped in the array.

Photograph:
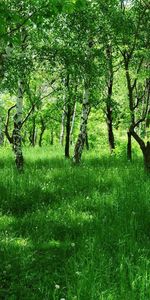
[
  {"x1": 12, "y1": 79, "x2": 24, "y2": 170},
  {"x1": 12, "y1": 27, "x2": 26, "y2": 170},
  {"x1": 60, "y1": 95, "x2": 66, "y2": 146},
  {"x1": 73, "y1": 86, "x2": 90, "y2": 163},
  {"x1": 70, "y1": 101, "x2": 77, "y2": 145},
  {"x1": 73, "y1": 37, "x2": 93, "y2": 163}
]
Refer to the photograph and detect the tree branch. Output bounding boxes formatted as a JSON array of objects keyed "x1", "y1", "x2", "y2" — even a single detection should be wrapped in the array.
[
  {"x1": 4, "y1": 104, "x2": 16, "y2": 143},
  {"x1": 130, "y1": 128, "x2": 145, "y2": 151},
  {"x1": 21, "y1": 104, "x2": 35, "y2": 128},
  {"x1": 131, "y1": 58, "x2": 144, "y2": 91},
  {"x1": 133, "y1": 80, "x2": 150, "y2": 128}
]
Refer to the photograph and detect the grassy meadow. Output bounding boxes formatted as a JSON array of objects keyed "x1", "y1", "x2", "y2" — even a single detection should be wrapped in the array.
[{"x1": 0, "y1": 146, "x2": 150, "y2": 300}]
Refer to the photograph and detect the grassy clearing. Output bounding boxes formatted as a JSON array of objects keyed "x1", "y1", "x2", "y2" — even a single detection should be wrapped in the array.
[{"x1": 0, "y1": 146, "x2": 150, "y2": 300}]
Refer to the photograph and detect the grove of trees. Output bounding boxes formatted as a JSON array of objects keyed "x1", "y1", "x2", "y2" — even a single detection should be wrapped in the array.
[{"x1": 0, "y1": 0, "x2": 150, "y2": 171}]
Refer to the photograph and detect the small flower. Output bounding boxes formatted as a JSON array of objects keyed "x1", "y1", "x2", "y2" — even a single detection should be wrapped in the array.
[
  {"x1": 75, "y1": 271, "x2": 81, "y2": 276},
  {"x1": 71, "y1": 243, "x2": 75, "y2": 247},
  {"x1": 55, "y1": 284, "x2": 60, "y2": 289}
]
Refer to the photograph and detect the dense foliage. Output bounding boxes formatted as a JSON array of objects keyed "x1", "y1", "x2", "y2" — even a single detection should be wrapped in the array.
[
  {"x1": 0, "y1": 1, "x2": 150, "y2": 299},
  {"x1": 0, "y1": 0, "x2": 149, "y2": 170}
]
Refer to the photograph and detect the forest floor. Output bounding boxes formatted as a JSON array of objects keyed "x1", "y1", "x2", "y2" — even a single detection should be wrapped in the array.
[{"x1": 0, "y1": 146, "x2": 150, "y2": 300}]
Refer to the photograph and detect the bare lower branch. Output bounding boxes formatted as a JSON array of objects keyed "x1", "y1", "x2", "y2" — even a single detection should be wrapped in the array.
[
  {"x1": 4, "y1": 104, "x2": 16, "y2": 143},
  {"x1": 130, "y1": 129, "x2": 145, "y2": 151},
  {"x1": 21, "y1": 104, "x2": 35, "y2": 128}
]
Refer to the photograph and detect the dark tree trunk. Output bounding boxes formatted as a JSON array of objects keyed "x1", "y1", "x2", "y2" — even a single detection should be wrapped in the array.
[
  {"x1": 127, "y1": 131, "x2": 132, "y2": 161},
  {"x1": 106, "y1": 44, "x2": 115, "y2": 153},
  {"x1": 124, "y1": 56, "x2": 136, "y2": 161},
  {"x1": 29, "y1": 117, "x2": 36, "y2": 147},
  {"x1": 39, "y1": 119, "x2": 46, "y2": 147},
  {"x1": 106, "y1": 104, "x2": 115, "y2": 152},
  {"x1": 130, "y1": 129, "x2": 150, "y2": 172},
  {"x1": 50, "y1": 129, "x2": 54, "y2": 145},
  {"x1": 146, "y1": 109, "x2": 150, "y2": 128},
  {"x1": 85, "y1": 132, "x2": 89, "y2": 150},
  {"x1": 143, "y1": 142, "x2": 150, "y2": 172},
  {"x1": 65, "y1": 102, "x2": 72, "y2": 158}
]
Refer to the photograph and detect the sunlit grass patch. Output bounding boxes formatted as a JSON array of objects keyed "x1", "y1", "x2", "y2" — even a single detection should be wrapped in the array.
[
  {"x1": 0, "y1": 215, "x2": 15, "y2": 231},
  {"x1": 1, "y1": 237, "x2": 31, "y2": 248},
  {"x1": 0, "y1": 146, "x2": 150, "y2": 299}
]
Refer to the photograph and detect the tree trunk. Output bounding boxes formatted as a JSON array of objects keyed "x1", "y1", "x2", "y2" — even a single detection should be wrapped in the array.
[
  {"x1": 12, "y1": 79, "x2": 24, "y2": 171},
  {"x1": 127, "y1": 131, "x2": 132, "y2": 161},
  {"x1": 70, "y1": 102, "x2": 77, "y2": 145},
  {"x1": 39, "y1": 119, "x2": 46, "y2": 147},
  {"x1": 12, "y1": 26, "x2": 27, "y2": 171},
  {"x1": 73, "y1": 86, "x2": 90, "y2": 163},
  {"x1": 130, "y1": 129, "x2": 148, "y2": 171},
  {"x1": 85, "y1": 132, "x2": 89, "y2": 150},
  {"x1": 60, "y1": 96, "x2": 66, "y2": 146},
  {"x1": 29, "y1": 117, "x2": 36, "y2": 146},
  {"x1": 106, "y1": 44, "x2": 115, "y2": 153},
  {"x1": 130, "y1": 130, "x2": 150, "y2": 173},
  {"x1": 65, "y1": 102, "x2": 72, "y2": 158},
  {"x1": 0, "y1": 119, "x2": 4, "y2": 146},
  {"x1": 124, "y1": 56, "x2": 135, "y2": 161},
  {"x1": 143, "y1": 143, "x2": 150, "y2": 172},
  {"x1": 50, "y1": 129, "x2": 54, "y2": 145},
  {"x1": 146, "y1": 109, "x2": 150, "y2": 128},
  {"x1": 106, "y1": 104, "x2": 115, "y2": 152}
]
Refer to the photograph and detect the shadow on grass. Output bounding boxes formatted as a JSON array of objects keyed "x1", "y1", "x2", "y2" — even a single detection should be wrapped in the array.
[
  {"x1": 0, "y1": 198, "x2": 118, "y2": 299},
  {"x1": 1, "y1": 194, "x2": 150, "y2": 299},
  {"x1": 0, "y1": 155, "x2": 116, "y2": 216},
  {"x1": 1, "y1": 153, "x2": 150, "y2": 299}
]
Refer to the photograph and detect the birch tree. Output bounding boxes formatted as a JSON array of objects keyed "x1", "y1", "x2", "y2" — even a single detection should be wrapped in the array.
[
  {"x1": 60, "y1": 95, "x2": 66, "y2": 146},
  {"x1": 12, "y1": 77, "x2": 25, "y2": 170},
  {"x1": 73, "y1": 81, "x2": 91, "y2": 163}
]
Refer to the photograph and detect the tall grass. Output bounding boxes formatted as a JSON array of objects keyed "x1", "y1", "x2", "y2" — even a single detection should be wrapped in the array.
[{"x1": 0, "y1": 146, "x2": 150, "y2": 299}]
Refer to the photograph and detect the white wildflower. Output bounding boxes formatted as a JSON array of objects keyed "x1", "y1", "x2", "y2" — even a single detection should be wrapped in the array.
[{"x1": 55, "y1": 284, "x2": 60, "y2": 289}]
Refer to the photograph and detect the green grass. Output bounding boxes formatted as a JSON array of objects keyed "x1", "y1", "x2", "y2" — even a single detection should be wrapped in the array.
[{"x1": 0, "y1": 146, "x2": 150, "y2": 300}]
